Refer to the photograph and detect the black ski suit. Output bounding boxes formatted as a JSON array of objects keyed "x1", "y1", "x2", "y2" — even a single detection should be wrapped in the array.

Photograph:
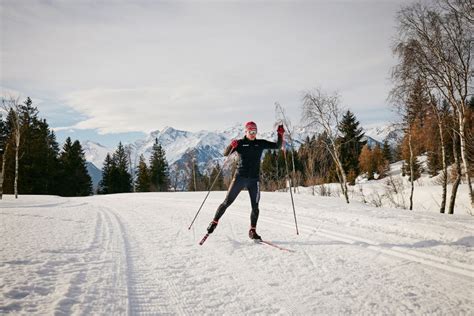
[{"x1": 213, "y1": 134, "x2": 283, "y2": 227}]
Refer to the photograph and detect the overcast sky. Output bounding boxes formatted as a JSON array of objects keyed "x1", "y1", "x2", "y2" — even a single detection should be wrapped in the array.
[{"x1": 1, "y1": 0, "x2": 413, "y2": 147}]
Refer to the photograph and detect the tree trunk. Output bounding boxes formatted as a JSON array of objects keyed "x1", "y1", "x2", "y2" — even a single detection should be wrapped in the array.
[
  {"x1": 408, "y1": 132, "x2": 414, "y2": 211},
  {"x1": 449, "y1": 158, "x2": 462, "y2": 215},
  {"x1": 457, "y1": 109, "x2": 473, "y2": 208},
  {"x1": 14, "y1": 131, "x2": 20, "y2": 199},
  {"x1": 448, "y1": 132, "x2": 462, "y2": 214},
  {"x1": 437, "y1": 120, "x2": 447, "y2": 213},
  {"x1": 0, "y1": 144, "x2": 8, "y2": 200},
  {"x1": 334, "y1": 150, "x2": 349, "y2": 204}
]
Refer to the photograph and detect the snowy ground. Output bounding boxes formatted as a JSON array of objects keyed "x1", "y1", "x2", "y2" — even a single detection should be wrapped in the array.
[
  {"x1": 298, "y1": 159, "x2": 473, "y2": 215},
  {"x1": 1, "y1": 192, "x2": 473, "y2": 315}
]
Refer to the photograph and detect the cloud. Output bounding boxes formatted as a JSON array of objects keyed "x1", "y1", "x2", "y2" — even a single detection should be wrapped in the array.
[
  {"x1": 2, "y1": 0, "x2": 414, "y2": 135},
  {"x1": 62, "y1": 83, "x2": 288, "y2": 134}
]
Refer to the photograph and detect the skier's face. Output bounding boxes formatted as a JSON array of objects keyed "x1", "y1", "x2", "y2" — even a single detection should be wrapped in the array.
[{"x1": 246, "y1": 129, "x2": 257, "y2": 140}]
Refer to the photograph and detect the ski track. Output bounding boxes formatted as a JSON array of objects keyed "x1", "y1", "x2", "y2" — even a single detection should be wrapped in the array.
[
  {"x1": 1, "y1": 193, "x2": 473, "y2": 314},
  {"x1": 0, "y1": 199, "x2": 128, "y2": 315},
  {"x1": 229, "y1": 209, "x2": 474, "y2": 281},
  {"x1": 99, "y1": 203, "x2": 191, "y2": 315}
]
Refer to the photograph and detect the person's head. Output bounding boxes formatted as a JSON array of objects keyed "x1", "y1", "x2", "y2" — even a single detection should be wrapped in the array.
[{"x1": 245, "y1": 121, "x2": 257, "y2": 140}]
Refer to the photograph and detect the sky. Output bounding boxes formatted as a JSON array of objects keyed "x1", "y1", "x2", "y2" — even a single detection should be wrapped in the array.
[{"x1": 1, "y1": 0, "x2": 413, "y2": 148}]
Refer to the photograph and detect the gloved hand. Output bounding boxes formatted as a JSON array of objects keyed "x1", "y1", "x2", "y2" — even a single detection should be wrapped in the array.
[
  {"x1": 277, "y1": 124, "x2": 285, "y2": 136},
  {"x1": 230, "y1": 139, "x2": 238, "y2": 149}
]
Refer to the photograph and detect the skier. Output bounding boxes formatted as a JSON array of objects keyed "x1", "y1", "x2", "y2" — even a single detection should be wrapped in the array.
[{"x1": 206, "y1": 121, "x2": 285, "y2": 240}]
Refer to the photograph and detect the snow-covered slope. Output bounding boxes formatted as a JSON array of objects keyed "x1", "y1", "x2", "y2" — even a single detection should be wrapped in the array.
[
  {"x1": 1, "y1": 193, "x2": 472, "y2": 314},
  {"x1": 299, "y1": 156, "x2": 473, "y2": 215}
]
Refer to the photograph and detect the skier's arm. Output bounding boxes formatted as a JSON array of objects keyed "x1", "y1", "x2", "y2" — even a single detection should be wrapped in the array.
[
  {"x1": 224, "y1": 139, "x2": 239, "y2": 156},
  {"x1": 261, "y1": 125, "x2": 284, "y2": 149}
]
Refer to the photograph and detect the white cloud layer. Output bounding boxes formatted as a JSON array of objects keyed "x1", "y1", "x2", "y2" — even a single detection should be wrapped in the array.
[{"x1": 1, "y1": 0, "x2": 415, "y2": 134}]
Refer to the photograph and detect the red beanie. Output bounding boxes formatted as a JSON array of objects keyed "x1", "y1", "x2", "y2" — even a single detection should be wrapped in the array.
[{"x1": 245, "y1": 121, "x2": 257, "y2": 131}]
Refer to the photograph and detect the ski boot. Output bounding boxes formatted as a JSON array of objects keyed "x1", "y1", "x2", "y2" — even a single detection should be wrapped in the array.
[
  {"x1": 249, "y1": 227, "x2": 262, "y2": 240},
  {"x1": 207, "y1": 220, "x2": 218, "y2": 234}
]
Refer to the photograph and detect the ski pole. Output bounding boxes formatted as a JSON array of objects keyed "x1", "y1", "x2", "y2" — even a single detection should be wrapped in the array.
[
  {"x1": 188, "y1": 150, "x2": 234, "y2": 230},
  {"x1": 282, "y1": 137, "x2": 299, "y2": 235}
]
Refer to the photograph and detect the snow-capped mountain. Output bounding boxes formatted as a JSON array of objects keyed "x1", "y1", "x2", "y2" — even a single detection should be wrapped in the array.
[
  {"x1": 85, "y1": 162, "x2": 102, "y2": 192},
  {"x1": 363, "y1": 125, "x2": 403, "y2": 146},
  {"x1": 81, "y1": 141, "x2": 112, "y2": 169},
  {"x1": 82, "y1": 123, "x2": 399, "y2": 190}
]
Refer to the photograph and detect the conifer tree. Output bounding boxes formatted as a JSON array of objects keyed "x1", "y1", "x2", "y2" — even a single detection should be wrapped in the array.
[
  {"x1": 187, "y1": 158, "x2": 206, "y2": 191},
  {"x1": 112, "y1": 142, "x2": 133, "y2": 193},
  {"x1": 1, "y1": 98, "x2": 61, "y2": 195},
  {"x1": 58, "y1": 138, "x2": 92, "y2": 196},
  {"x1": 45, "y1": 129, "x2": 61, "y2": 194},
  {"x1": 209, "y1": 164, "x2": 225, "y2": 190},
  {"x1": 135, "y1": 154, "x2": 151, "y2": 192},
  {"x1": 149, "y1": 138, "x2": 169, "y2": 192},
  {"x1": 382, "y1": 139, "x2": 392, "y2": 164},
  {"x1": 98, "y1": 153, "x2": 115, "y2": 194},
  {"x1": 337, "y1": 110, "x2": 366, "y2": 184},
  {"x1": 261, "y1": 150, "x2": 277, "y2": 190}
]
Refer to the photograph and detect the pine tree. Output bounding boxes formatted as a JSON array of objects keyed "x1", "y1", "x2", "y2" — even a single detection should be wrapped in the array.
[
  {"x1": 45, "y1": 129, "x2": 61, "y2": 194},
  {"x1": 209, "y1": 164, "x2": 225, "y2": 190},
  {"x1": 469, "y1": 96, "x2": 474, "y2": 110},
  {"x1": 135, "y1": 154, "x2": 151, "y2": 192},
  {"x1": 98, "y1": 153, "x2": 115, "y2": 194},
  {"x1": 19, "y1": 98, "x2": 49, "y2": 193},
  {"x1": 0, "y1": 114, "x2": 7, "y2": 156},
  {"x1": 149, "y1": 138, "x2": 169, "y2": 192},
  {"x1": 58, "y1": 138, "x2": 92, "y2": 196},
  {"x1": 382, "y1": 139, "x2": 392, "y2": 163},
  {"x1": 337, "y1": 111, "x2": 366, "y2": 184},
  {"x1": 1, "y1": 98, "x2": 61, "y2": 195},
  {"x1": 112, "y1": 142, "x2": 133, "y2": 193},
  {"x1": 187, "y1": 158, "x2": 206, "y2": 191},
  {"x1": 261, "y1": 150, "x2": 278, "y2": 190}
]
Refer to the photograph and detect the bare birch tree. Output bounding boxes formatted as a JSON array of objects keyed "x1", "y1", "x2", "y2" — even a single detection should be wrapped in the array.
[
  {"x1": 1, "y1": 97, "x2": 21, "y2": 199},
  {"x1": 275, "y1": 102, "x2": 298, "y2": 193},
  {"x1": 0, "y1": 142, "x2": 8, "y2": 200},
  {"x1": 428, "y1": 95, "x2": 449, "y2": 213},
  {"x1": 394, "y1": 0, "x2": 473, "y2": 207},
  {"x1": 302, "y1": 88, "x2": 350, "y2": 203}
]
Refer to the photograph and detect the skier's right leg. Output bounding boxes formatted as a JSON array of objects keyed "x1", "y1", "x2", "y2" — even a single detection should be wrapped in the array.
[{"x1": 208, "y1": 176, "x2": 246, "y2": 233}]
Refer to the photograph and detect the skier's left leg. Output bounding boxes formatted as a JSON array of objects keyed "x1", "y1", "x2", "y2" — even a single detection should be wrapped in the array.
[{"x1": 247, "y1": 178, "x2": 261, "y2": 239}]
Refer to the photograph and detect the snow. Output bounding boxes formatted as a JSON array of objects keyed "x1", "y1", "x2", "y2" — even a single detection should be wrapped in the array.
[
  {"x1": 81, "y1": 141, "x2": 112, "y2": 169},
  {"x1": 300, "y1": 157, "x2": 473, "y2": 215},
  {"x1": 1, "y1": 192, "x2": 473, "y2": 314}
]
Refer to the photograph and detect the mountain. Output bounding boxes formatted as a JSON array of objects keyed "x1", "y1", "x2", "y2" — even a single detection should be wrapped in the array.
[
  {"x1": 86, "y1": 162, "x2": 102, "y2": 193},
  {"x1": 363, "y1": 125, "x2": 404, "y2": 146},
  {"x1": 82, "y1": 141, "x2": 111, "y2": 169},
  {"x1": 82, "y1": 123, "x2": 397, "y2": 190}
]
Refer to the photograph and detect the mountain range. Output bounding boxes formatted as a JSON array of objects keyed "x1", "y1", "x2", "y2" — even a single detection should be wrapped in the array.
[{"x1": 82, "y1": 123, "x2": 400, "y2": 191}]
